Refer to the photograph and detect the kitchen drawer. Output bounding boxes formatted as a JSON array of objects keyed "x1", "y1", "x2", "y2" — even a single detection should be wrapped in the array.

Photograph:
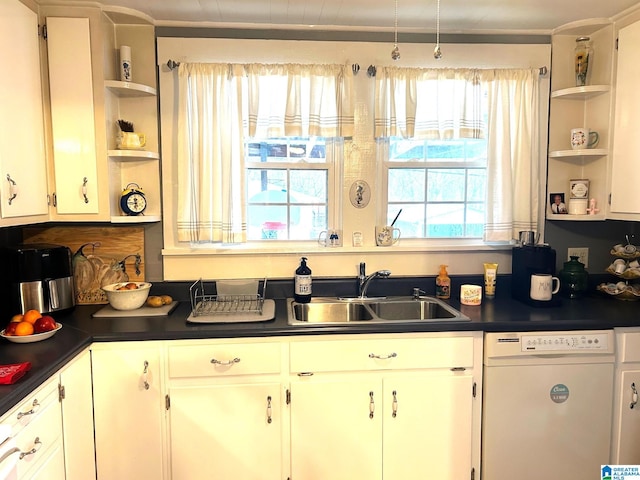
[
  {"x1": 290, "y1": 335, "x2": 475, "y2": 373},
  {"x1": 0, "y1": 378, "x2": 63, "y2": 479},
  {"x1": 168, "y1": 342, "x2": 282, "y2": 378}
]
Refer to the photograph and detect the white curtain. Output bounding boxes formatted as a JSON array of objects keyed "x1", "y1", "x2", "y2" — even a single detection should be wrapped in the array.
[
  {"x1": 374, "y1": 66, "x2": 540, "y2": 242},
  {"x1": 246, "y1": 64, "x2": 353, "y2": 138},
  {"x1": 374, "y1": 67, "x2": 484, "y2": 139},
  {"x1": 177, "y1": 63, "x2": 246, "y2": 243},
  {"x1": 176, "y1": 63, "x2": 353, "y2": 244},
  {"x1": 481, "y1": 68, "x2": 539, "y2": 242}
]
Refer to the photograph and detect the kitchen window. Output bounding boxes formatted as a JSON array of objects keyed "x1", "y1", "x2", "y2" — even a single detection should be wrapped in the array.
[
  {"x1": 246, "y1": 137, "x2": 341, "y2": 240},
  {"x1": 381, "y1": 136, "x2": 487, "y2": 238},
  {"x1": 175, "y1": 62, "x2": 352, "y2": 244}
]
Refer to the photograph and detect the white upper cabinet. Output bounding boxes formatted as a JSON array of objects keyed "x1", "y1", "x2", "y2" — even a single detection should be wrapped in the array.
[
  {"x1": 610, "y1": 17, "x2": 640, "y2": 218},
  {"x1": 45, "y1": 16, "x2": 104, "y2": 217},
  {"x1": 0, "y1": 0, "x2": 49, "y2": 223}
]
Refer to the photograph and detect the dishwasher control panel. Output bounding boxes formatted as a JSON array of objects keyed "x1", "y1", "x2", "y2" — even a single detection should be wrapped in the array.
[{"x1": 521, "y1": 332, "x2": 610, "y2": 352}]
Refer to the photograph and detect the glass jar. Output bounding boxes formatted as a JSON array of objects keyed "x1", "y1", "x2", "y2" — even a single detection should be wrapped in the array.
[
  {"x1": 574, "y1": 36, "x2": 593, "y2": 87},
  {"x1": 559, "y1": 255, "x2": 589, "y2": 298}
]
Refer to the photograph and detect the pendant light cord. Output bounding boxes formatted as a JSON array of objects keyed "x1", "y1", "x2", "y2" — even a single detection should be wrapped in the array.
[
  {"x1": 391, "y1": 0, "x2": 401, "y2": 60},
  {"x1": 434, "y1": 0, "x2": 442, "y2": 59}
]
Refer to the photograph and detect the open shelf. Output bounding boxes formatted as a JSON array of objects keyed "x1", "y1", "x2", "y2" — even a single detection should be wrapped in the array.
[
  {"x1": 108, "y1": 150, "x2": 160, "y2": 160},
  {"x1": 105, "y1": 80, "x2": 156, "y2": 97},
  {"x1": 549, "y1": 148, "x2": 608, "y2": 158},
  {"x1": 551, "y1": 85, "x2": 610, "y2": 99},
  {"x1": 111, "y1": 215, "x2": 161, "y2": 224}
]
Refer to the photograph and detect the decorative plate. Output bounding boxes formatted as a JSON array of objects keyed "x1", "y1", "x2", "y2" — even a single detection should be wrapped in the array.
[
  {"x1": 605, "y1": 267, "x2": 640, "y2": 280},
  {"x1": 610, "y1": 249, "x2": 640, "y2": 259},
  {"x1": 597, "y1": 283, "x2": 640, "y2": 301},
  {"x1": 0, "y1": 323, "x2": 62, "y2": 343}
]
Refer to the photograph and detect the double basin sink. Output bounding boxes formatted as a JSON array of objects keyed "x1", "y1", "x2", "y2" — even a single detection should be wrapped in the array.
[{"x1": 287, "y1": 296, "x2": 470, "y2": 325}]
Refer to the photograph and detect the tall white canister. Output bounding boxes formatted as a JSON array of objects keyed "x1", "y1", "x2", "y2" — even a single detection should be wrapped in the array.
[{"x1": 120, "y1": 45, "x2": 132, "y2": 82}]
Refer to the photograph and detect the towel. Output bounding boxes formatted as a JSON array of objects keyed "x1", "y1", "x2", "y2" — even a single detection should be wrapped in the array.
[{"x1": 0, "y1": 363, "x2": 31, "y2": 385}]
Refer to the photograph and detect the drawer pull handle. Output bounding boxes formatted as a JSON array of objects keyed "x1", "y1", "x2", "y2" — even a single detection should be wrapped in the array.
[
  {"x1": 17, "y1": 399, "x2": 40, "y2": 420},
  {"x1": 19, "y1": 437, "x2": 42, "y2": 459},
  {"x1": 392, "y1": 390, "x2": 398, "y2": 418},
  {"x1": 369, "y1": 391, "x2": 375, "y2": 419},
  {"x1": 211, "y1": 357, "x2": 241, "y2": 366},
  {"x1": 6, "y1": 174, "x2": 17, "y2": 205},
  {"x1": 631, "y1": 383, "x2": 638, "y2": 410},
  {"x1": 143, "y1": 361, "x2": 150, "y2": 390},
  {"x1": 266, "y1": 396, "x2": 272, "y2": 424},
  {"x1": 369, "y1": 352, "x2": 397, "y2": 360}
]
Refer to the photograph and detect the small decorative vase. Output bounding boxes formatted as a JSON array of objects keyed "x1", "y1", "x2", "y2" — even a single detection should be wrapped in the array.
[{"x1": 574, "y1": 36, "x2": 593, "y2": 87}]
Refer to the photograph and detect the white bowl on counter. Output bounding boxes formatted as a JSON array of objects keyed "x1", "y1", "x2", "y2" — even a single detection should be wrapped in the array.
[{"x1": 101, "y1": 282, "x2": 152, "y2": 310}]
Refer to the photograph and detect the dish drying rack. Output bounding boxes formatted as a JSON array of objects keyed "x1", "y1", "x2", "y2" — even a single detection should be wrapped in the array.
[{"x1": 189, "y1": 278, "x2": 268, "y2": 317}]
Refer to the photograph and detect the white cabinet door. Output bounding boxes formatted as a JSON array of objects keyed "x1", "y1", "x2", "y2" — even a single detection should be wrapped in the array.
[
  {"x1": 58, "y1": 350, "x2": 96, "y2": 480},
  {"x1": 45, "y1": 17, "x2": 100, "y2": 215},
  {"x1": 383, "y1": 375, "x2": 474, "y2": 480},
  {"x1": 612, "y1": 369, "x2": 640, "y2": 464},
  {"x1": 610, "y1": 19, "x2": 640, "y2": 216},
  {"x1": 0, "y1": 0, "x2": 48, "y2": 221},
  {"x1": 92, "y1": 344, "x2": 164, "y2": 480},
  {"x1": 169, "y1": 383, "x2": 283, "y2": 480},
  {"x1": 290, "y1": 379, "x2": 383, "y2": 480}
]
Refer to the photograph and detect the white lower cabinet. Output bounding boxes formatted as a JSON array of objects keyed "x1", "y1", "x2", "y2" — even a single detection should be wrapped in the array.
[
  {"x1": 289, "y1": 333, "x2": 482, "y2": 480},
  {"x1": 612, "y1": 328, "x2": 640, "y2": 463},
  {"x1": 58, "y1": 349, "x2": 96, "y2": 480},
  {"x1": 167, "y1": 340, "x2": 285, "y2": 480},
  {"x1": 91, "y1": 342, "x2": 165, "y2": 480}
]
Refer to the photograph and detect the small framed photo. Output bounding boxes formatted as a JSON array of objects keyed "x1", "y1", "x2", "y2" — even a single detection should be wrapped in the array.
[{"x1": 550, "y1": 192, "x2": 568, "y2": 214}]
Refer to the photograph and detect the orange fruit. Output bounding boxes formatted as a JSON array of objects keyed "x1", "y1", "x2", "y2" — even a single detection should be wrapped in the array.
[
  {"x1": 22, "y1": 310, "x2": 41, "y2": 325},
  {"x1": 14, "y1": 321, "x2": 34, "y2": 336},
  {"x1": 10, "y1": 314, "x2": 23, "y2": 323}
]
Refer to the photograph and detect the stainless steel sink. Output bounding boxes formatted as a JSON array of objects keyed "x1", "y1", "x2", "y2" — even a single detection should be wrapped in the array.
[{"x1": 287, "y1": 296, "x2": 470, "y2": 325}]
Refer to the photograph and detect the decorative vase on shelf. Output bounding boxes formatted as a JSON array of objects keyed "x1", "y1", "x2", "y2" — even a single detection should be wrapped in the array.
[{"x1": 574, "y1": 36, "x2": 593, "y2": 87}]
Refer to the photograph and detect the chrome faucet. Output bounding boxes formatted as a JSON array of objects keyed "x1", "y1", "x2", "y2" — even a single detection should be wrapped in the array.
[{"x1": 358, "y1": 262, "x2": 391, "y2": 298}]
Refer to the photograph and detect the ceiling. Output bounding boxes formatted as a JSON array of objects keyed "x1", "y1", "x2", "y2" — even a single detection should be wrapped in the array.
[{"x1": 39, "y1": 0, "x2": 640, "y2": 33}]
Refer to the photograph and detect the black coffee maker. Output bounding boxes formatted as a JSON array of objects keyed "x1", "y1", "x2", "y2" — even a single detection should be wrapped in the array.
[{"x1": 511, "y1": 244, "x2": 561, "y2": 307}]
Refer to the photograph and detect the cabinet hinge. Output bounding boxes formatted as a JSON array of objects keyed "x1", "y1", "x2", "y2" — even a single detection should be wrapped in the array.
[
  {"x1": 41, "y1": 24, "x2": 47, "y2": 39},
  {"x1": 286, "y1": 389, "x2": 291, "y2": 405},
  {"x1": 472, "y1": 382, "x2": 477, "y2": 398},
  {"x1": 609, "y1": 193, "x2": 612, "y2": 205},
  {"x1": 471, "y1": 467, "x2": 475, "y2": 480},
  {"x1": 616, "y1": 37, "x2": 619, "y2": 50},
  {"x1": 165, "y1": 394, "x2": 170, "y2": 410},
  {"x1": 58, "y1": 383, "x2": 65, "y2": 402}
]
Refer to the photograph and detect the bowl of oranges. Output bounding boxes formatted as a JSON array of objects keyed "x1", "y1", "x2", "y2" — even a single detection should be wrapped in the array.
[{"x1": 1, "y1": 309, "x2": 61, "y2": 343}]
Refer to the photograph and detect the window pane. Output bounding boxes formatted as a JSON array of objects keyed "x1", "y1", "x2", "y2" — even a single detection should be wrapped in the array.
[
  {"x1": 247, "y1": 168, "x2": 328, "y2": 240},
  {"x1": 426, "y1": 204, "x2": 466, "y2": 238},
  {"x1": 246, "y1": 137, "x2": 326, "y2": 164},
  {"x1": 467, "y1": 168, "x2": 486, "y2": 202},
  {"x1": 388, "y1": 169, "x2": 425, "y2": 202},
  {"x1": 386, "y1": 203, "x2": 425, "y2": 237},
  {"x1": 427, "y1": 169, "x2": 465, "y2": 202}
]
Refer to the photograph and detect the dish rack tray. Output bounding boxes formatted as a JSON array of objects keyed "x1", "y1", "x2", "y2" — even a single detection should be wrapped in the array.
[{"x1": 189, "y1": 278, "x2": 268, "y2": 316}]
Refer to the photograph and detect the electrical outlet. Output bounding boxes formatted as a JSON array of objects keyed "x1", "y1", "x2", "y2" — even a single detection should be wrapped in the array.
[{"x1": 568, "y1": 247, "x2": 589, "y2": 268}]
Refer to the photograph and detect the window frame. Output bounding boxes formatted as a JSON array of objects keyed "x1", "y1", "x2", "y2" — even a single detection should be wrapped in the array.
[{"x1": 245, "y1": 137, "x2": 343, "y2": 242}]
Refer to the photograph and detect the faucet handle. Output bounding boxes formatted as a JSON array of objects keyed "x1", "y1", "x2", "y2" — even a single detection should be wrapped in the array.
[
  {"x1": 412, "y1": 288, "x2": 426, "y2": 299},
  {"x1": 359, "y1": 262, "x2": 366, "y2": 277}
]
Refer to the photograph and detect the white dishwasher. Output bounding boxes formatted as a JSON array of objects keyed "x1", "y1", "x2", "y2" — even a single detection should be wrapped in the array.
[{"x1": 482, "y1": 330, "x2": 615, "y2": 480}]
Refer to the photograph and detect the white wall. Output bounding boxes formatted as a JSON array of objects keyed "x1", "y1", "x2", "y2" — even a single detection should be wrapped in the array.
[{"x1": 157, "y1": 37, "x2": 550, "y2": 280}]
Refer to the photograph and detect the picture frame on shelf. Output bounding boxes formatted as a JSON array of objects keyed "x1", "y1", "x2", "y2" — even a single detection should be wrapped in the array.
[{"x1": 550, "y1": 192, "x2": 568, "y2": 214}]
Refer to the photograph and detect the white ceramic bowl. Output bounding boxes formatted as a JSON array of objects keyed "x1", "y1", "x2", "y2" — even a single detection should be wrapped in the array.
[
  {"x1": 0, "y1": 323, "x2": 62, "y2": 343},
  {"x1": 102, "y1": 282, "x2": 152, "y2": 310}
]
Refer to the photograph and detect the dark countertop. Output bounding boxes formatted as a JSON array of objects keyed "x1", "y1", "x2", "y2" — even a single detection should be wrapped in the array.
[{"x1": 0, "y1": 277, "x2": 638, "y2": 418}]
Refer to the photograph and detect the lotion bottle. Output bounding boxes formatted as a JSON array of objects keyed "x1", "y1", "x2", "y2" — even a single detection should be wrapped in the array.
[
  {"x1": 294, "y1": 257, "x2": 312, "y2": 303},
  {"x1": 435, "y1": 264, "x2": 451, "y2": 299}
]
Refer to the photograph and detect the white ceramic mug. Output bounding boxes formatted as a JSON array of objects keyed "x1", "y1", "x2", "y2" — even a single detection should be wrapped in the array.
[
  {"x1": 530, "y1": 274, "x2": 560, "y2": 301},
  {"x1": 375, "y1": 225, "x2": 401, "y2": 246},
  {"x1": 570, "y1": 128, "x2": 599, "y2": 150},
  {"x1": 117, "y1": 132, "x2": 146, "y2": 150},
  {"x1": 318, "y1": 229, "x2": 342, "y2": 247}
]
